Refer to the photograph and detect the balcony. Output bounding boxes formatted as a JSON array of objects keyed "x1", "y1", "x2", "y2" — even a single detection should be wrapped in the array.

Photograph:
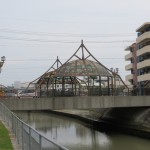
[
  {"x1": 137, "y1": 45, "x2": 150, "y2": 56},
  {"x1": 125, "y1": 74, "x2": 133, "y2": 81},
  {"x1": 136, "y1": 31, "x2": 150, "y2": 44},
  {"x1": 137, "y1": 59, "x2": 150, "y2": 69},
  {"x1": 125, "y1": 52, "x2": 133, "y2": 60},
  {"x1": 124, "y1": 46, "x2": 131, "y2": 51},
  {"x1": 138, "y1": 73, "x2": 150, "y2": 82},
  {"x1": 125, "y1": 63, "x2": 133, "y2": 70}
]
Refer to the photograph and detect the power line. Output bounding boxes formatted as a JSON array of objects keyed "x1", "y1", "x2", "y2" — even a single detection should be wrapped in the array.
[
  {"x1": 6, "y1": 57, "x2": 124, "y2": 62},
  {"x1": 0, "y1": 36, "x2": 134, "y2": 43},
  {"x1": 0, "y1": 28, "x2": 136, "y2": 37},
  {"x1": 0, "y1": 36, "x2": 76, "y2": 43},
  {"x1": 0, "y1": 44, "x2": 127, "y2": 48}
]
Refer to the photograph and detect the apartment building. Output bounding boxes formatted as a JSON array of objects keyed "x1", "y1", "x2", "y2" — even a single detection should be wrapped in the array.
[
  {"x1": 125, "y1": 43, "x2": 137, "y2": 88},
  {"x1": 136, "y1": 22, "x2": 150, "y2": 85},
  {"x1": 125, "y1": 22, "x2": 150, "y2": 95}
]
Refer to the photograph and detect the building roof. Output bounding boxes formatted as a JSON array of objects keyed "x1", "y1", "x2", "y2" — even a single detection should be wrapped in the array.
[
  {"x1": 136, "y1": 22, "x2": 150, "y2": 32},
  {"x1": 54, "y1": 59, "x2": 112, "y2": 77}
]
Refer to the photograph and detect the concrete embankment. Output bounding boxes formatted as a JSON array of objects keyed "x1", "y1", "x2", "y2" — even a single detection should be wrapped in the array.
[
  {"x1": 99, "y1": 107, "x2": 150, "y2": 138},
  {"x1": 52, "y1": 108, "x2": 150, "y2": 139}
]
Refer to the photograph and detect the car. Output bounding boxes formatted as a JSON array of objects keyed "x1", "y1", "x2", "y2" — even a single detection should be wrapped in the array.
[
  {"x1": 17, "y1": 90, "x2": 39, "y2": 99},
  {"x1": 5, "y1": 93, "x2": 15, "y2": 97}
]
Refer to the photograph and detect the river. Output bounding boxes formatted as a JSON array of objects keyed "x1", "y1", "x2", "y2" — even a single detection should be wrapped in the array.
[{"x1": 15, "y1": 111, "x2": 150, "y2": 150}]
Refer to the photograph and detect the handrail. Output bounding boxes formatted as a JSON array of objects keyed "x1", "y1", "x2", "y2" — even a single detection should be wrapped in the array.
[{"x1": 0, "y1": 102, "x2": 69, "y2": 150}]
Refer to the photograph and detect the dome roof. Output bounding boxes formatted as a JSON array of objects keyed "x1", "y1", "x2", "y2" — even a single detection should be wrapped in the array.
[{"x1": 55, "y1": 59, "x2": 112, "y2": 77}]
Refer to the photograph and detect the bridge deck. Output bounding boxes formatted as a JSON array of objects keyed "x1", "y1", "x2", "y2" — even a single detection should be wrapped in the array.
[{"x1": 0, "y1": 96, "x2": 150, "y2": 111}]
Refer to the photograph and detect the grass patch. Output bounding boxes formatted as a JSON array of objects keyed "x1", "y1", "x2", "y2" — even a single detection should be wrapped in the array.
[{"x1": 0, "y1": 121, "x2": 13, "y2": 150}]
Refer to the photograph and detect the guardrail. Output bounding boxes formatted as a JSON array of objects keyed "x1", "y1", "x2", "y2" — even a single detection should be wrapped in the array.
[{"x1": 0, "y1": 102, "x2": 69, "y2": 150}]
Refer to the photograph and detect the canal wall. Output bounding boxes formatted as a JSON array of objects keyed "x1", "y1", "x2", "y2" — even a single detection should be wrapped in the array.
[
  {"x1": 50, "y1": 108, "x2": 150, "y2": 138},
  {"x1": 99, "y1": 107, "x2": 150, "y2": 138}
]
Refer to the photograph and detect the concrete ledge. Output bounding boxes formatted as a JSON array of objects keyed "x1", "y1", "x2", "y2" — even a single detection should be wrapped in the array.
[{"x1": 0, "y1": 96, "x2": 150, "y2": 111}]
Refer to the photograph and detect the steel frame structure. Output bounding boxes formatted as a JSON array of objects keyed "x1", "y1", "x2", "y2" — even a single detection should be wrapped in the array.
[{"x1": 28, "y1": 41, "x2": 129, "y2": 97}]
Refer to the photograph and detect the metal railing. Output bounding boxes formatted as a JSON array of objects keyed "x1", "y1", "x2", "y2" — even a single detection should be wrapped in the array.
[{"x1": 0, "y1": 102, "x2": 69, "y2": 150}]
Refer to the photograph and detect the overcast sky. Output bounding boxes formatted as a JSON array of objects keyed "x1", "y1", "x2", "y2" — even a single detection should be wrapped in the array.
[{"x1": 0, "y1": 0, "x2": 150, "y2": 86}]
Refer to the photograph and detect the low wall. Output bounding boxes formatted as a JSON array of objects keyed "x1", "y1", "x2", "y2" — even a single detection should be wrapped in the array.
[{"x1": 0, "y1": 96, "x2": 150, "y2": 111}]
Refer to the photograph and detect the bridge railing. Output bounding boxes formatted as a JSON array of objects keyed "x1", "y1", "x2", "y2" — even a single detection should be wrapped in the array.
[
  {"x1": 0, "y1": 102, "x2": 69, "y2": 150},
  {"x1": 131, "y1": 87, "x2": 150, "y2": 96}
]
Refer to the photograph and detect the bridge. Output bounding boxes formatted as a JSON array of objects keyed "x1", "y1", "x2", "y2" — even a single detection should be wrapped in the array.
[{"x1": 0, "y1": 96, "x2": 150, "y2": 111}]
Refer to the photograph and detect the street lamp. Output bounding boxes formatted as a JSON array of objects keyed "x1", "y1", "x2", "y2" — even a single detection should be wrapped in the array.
[
  {"x1": 0, "y1": 56, "x2": 6, "y2": 73},
  {"x1": 110, "y1": 67, "x2": 119, "y2": 74}
]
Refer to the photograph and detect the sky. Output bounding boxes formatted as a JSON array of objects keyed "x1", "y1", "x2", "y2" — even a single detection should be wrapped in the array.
[{"x1": 0, "y1": 0, "x2": 150, "y2": 86}]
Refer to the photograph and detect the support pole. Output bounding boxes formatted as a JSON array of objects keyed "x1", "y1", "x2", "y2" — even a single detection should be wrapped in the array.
[
  {"x1": 99, "y1": 76, "x2": 101, "y2": 96},
  {"x1": 108, "y1": 77, "x2": 110, "y2": 95}
]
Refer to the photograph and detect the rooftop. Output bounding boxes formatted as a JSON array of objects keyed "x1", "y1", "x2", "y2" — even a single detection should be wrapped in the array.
[
  {"x1": 136, "y1": 22, "x2": 150, "y2": 32},
  {"x1": 54, "y1": 59, "x2": 112, "y2": 77}
]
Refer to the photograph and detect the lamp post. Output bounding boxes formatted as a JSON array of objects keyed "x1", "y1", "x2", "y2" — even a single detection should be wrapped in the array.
[
  {"x1": 110, "y1": 67, "x2": 119, "y2": 95},
  {"x1": 0, "y1": 56, "x2": 6, "y2": 73}
]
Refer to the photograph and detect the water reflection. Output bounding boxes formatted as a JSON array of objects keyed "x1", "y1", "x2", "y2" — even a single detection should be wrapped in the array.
[{"x1": 16, "y1": 111, "x2": 150, "y2": 150}]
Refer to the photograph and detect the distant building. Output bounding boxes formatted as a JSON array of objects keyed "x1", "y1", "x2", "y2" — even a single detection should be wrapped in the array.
[
  {"x1": 14, "y1": 81, "x2": 21, "y2": 89},
  {"x1": 14, "y1": 81, "x2": 35, "y2": 90},
  {"x1": 125, "y1": 22, "x2": 150, "y2": 95}
]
